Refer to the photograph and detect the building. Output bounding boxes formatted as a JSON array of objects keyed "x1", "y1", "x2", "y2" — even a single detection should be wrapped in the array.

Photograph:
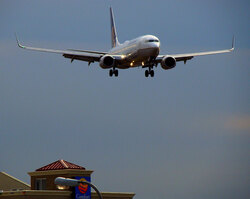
[
  {"x1": 0, "y1": 160, "x2": 135, "y2": 199},
  {"x1": 0, "y1": 172, "x2": 30, "y2": 191}
]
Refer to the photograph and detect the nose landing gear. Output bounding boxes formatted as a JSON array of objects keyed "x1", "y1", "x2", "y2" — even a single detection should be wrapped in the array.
[{"x1": 145, "y1": 67, "x2": 154, "y2": 77}]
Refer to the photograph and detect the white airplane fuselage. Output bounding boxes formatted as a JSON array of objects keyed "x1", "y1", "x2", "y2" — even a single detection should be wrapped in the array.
[
  {"x1": 108, "y1": 35, "x2": 160, "y2": 69},
  {"x1": 16, "y1": 6, "x2": 234, "y2": 77}
]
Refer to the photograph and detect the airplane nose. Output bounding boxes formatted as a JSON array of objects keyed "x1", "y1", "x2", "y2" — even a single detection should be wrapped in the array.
[
  {"x1": 153, "y1": 42, "x2": 160, "y2": 50},
  {"x1": 151, "y1": 44, "x2": 160, "y2": 56},
  {"x1": 151, "y1": 42, "x2": 160, "y2": 49}
]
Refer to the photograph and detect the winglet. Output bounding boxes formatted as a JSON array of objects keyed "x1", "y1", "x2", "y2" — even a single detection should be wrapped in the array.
[
  {"x1": 15, "y1": 33, "x2": 24, "y2": 48},
  {"x1": 231, "y1": 35, "x2": 235, "y2": 51}
]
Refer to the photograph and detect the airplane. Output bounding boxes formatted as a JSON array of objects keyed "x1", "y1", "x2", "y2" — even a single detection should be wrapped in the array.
[{"x1": 16, "y1": 7, "x2": 234, "y2": 77}]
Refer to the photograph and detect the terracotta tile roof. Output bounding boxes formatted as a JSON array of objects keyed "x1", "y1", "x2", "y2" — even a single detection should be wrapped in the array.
[{"x1": 36, "y1": 160, "x2": 85, "y2": 171}]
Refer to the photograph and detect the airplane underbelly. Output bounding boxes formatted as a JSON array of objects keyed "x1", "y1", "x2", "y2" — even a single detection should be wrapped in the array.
[
  {"x1": 116, "y1": 47, "x2": 159, "y2": 69},
  {"x1": 137, "y1": 47, "x2": 159, "y2": 58}
]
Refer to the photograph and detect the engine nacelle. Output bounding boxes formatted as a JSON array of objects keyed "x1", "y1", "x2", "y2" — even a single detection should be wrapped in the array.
[
  {"x1": 99, "y1": 55, "x2": 115, "y2": 69},
  {"x1": 161, "y1": 56, "x2": 176, "y2": 70}
]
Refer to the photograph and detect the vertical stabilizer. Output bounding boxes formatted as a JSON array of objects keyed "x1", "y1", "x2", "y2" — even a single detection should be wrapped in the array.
[{"x1": 110, "y1": 7, "x2": 120, "y2": 48}]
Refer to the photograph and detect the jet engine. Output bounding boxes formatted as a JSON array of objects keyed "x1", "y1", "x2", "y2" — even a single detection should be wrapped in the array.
[
  {"x1": 99, "y1": 55, "x2": 115, "y2": 69},
  {"x1": 161, "y1": 56, "x2": 176, "y2": 70}
]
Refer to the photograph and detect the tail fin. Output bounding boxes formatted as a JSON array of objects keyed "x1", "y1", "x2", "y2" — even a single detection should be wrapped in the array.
[{"x1": 110, "y1": 7, "x2": 120, "y2": 48}]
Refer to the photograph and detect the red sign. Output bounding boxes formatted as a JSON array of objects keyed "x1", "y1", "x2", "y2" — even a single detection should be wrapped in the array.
[{"x1": 78, "y1": 178, "x2": 88, "y2": 194}]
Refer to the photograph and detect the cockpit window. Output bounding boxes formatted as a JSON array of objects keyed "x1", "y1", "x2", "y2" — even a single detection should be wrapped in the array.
[{"x1": 146, "y1": 39, "x2": 159, "y2": 43}]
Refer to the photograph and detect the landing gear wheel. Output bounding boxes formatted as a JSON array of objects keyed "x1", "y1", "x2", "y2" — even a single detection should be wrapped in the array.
[
  {"x1": 150, "y1": 70, "x2": 154, "y2": 77},
  {"x1": 114, "y1": 69, "x2": 118, "y2": 77},
  {"x1": 109, "y1": 69, "x2": 113, "y2": 77},
  {"x1": 145, "y1": 70, "x2": 149, "y2": 77}
]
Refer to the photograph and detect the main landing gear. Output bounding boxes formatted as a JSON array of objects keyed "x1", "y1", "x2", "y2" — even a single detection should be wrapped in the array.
[
  {"x1": 145, "y1": 67, "x2": 154, "y2": 77},
  {"x1": 109, "y1": 68, "x2": 118, "y2": 77}
]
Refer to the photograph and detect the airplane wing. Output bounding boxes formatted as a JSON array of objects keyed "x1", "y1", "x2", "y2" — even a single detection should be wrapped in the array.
[
  {"x1": 15, "y1": 35, "x2": 107, "y2": 63},
  {"x1": 156, "y1": 36, "x2": 235, "y2": 63}
]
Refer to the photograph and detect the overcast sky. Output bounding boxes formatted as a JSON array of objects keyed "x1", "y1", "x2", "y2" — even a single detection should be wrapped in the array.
[{"x1": 0, "y1": 0, "x2": 249, "y2": 199}]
